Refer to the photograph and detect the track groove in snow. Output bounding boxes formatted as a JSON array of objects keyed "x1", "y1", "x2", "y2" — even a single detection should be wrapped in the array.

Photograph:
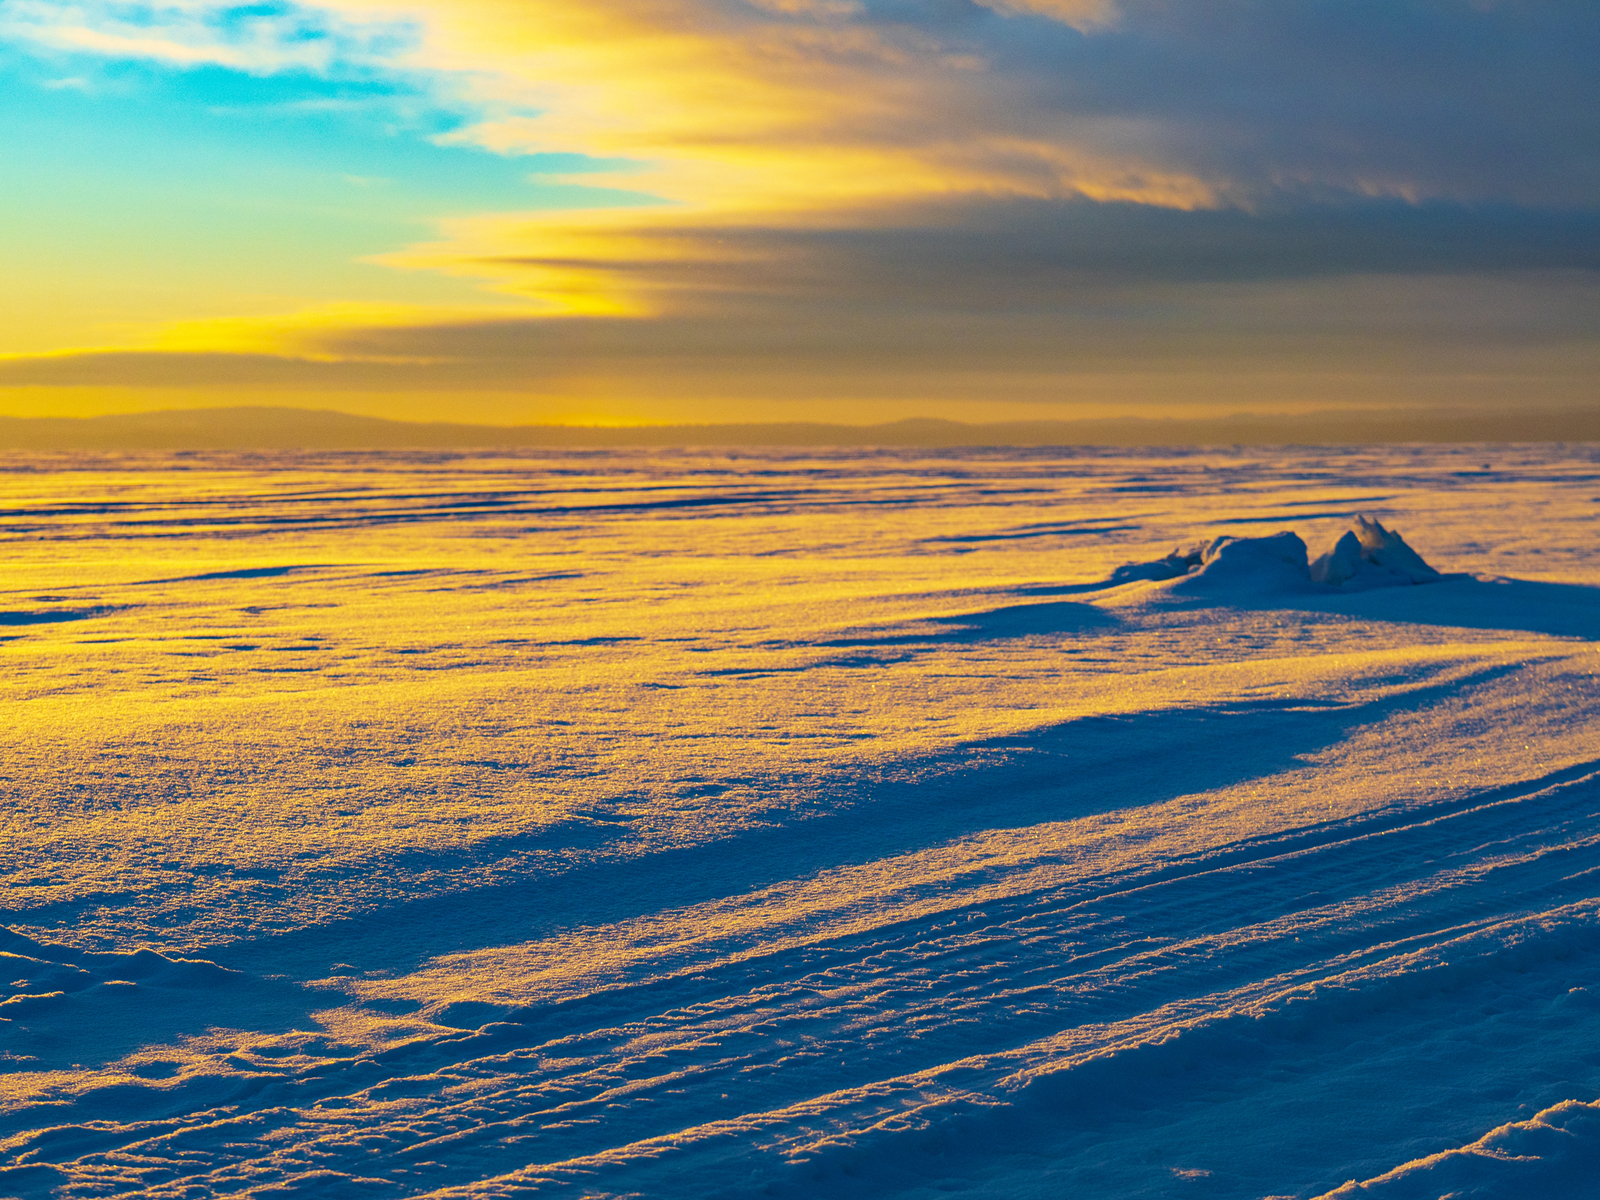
[{"x1": 6, "y1": 766, "x2": 1600, "y2": 1196}]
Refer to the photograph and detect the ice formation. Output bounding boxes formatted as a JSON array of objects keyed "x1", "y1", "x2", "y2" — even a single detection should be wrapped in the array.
[
  {"x1": 1310, "y1": 515, "x2": 1443, "y2": 587},
  {"x1": 1114, "y1": 514, "x2": 1443, "y2": 593}
]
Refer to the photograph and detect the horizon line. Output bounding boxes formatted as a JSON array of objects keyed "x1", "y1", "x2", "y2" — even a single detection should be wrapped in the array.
[{"x1": 2, "y1": 404, "x2": 1598, "y2": 449}]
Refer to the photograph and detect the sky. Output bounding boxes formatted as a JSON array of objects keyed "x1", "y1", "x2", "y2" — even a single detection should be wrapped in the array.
[{"x1": 2, "y1": 0, "x2": 1598, "y2": 426}]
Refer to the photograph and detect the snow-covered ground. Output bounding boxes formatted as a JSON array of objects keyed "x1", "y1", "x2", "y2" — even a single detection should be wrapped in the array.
[{"x1": 2, "y1": 444, "x2": 1598, "y2": 1198}]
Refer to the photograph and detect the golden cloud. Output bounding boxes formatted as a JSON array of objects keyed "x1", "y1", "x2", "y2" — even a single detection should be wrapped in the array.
[{"x1": 292, "y1": 0, "x2": 1222, "y2": 321}]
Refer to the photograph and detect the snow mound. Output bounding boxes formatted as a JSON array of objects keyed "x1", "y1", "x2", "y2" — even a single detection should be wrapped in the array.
[
  {"x1": 1159, "y1": 530, "x2": 1315, "y2": 596},
  {"x1": 1316, "y1": 1097, "x2": 1600, "y2": 1199},
  {"x1": 1112, "y1": 516, "x2": 1441, "y2": 595},
  {"x1": 1109, "y1": 532, "x2": 1309, "y2": 591}
]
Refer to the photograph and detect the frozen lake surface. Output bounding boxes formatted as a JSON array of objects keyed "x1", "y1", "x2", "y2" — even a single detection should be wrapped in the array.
[{"x1": 2, "y1": 444, "x2": 1599, "y2": 1198}]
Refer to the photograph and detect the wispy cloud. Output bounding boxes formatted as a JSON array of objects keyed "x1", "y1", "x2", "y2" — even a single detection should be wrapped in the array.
[{"x1": 0, "y1": 0, "x2": 415, "y2": 75}]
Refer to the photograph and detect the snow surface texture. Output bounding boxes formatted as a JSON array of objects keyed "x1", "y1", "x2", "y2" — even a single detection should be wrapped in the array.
[{"x1": 2, "y1": 444, "x2": 1599, "y2": 1198}]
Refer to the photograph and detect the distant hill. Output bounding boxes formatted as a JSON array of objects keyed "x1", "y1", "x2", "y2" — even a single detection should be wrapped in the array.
[{"x1": 1, "y1": 406, "x2": 1597, "y2": 450}]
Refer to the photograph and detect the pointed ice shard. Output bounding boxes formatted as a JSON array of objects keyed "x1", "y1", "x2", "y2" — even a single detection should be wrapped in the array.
[{"x1": 1353, "y1": 515, "x2": 1442, "y2": 583}]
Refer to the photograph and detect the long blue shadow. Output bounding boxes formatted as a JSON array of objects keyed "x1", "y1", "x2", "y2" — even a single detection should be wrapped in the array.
[{"x1": 214, "y1": 660, "x2": 1525, "y2": 986}]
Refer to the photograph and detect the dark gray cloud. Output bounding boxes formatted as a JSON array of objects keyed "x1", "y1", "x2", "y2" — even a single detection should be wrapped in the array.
[
  {"x1": 950, "y1": 0, "x2": 1600, "y2": 207},
  {"x1": 537, "y1": 198, "x2": 1600, "y2": 307},
  {"x1": 9, "y1": 260, "x2": 1594, "y2": 416}
]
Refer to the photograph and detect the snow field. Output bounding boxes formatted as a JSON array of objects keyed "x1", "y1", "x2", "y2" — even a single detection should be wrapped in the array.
[{"x1": 1, "y1": 445, "x2": 1599, "y2": 1197}]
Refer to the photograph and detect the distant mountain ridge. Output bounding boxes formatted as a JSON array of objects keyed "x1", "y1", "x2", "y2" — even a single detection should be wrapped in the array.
[{"x1": 1, "y1": 406, "x2": 1597, "y2": 449}]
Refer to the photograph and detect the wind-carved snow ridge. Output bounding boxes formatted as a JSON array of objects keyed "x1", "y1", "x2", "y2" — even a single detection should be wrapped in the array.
[
  {"x1": 1111, "y1": 515, "x2": 1443, "y2": 595},
  {"x1": 0, "y1": 926, "x2": 237, "y2": 1011},
  {"x1": 1316, "y1": 1095, "x2": 1600, "y2": 1198}
]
